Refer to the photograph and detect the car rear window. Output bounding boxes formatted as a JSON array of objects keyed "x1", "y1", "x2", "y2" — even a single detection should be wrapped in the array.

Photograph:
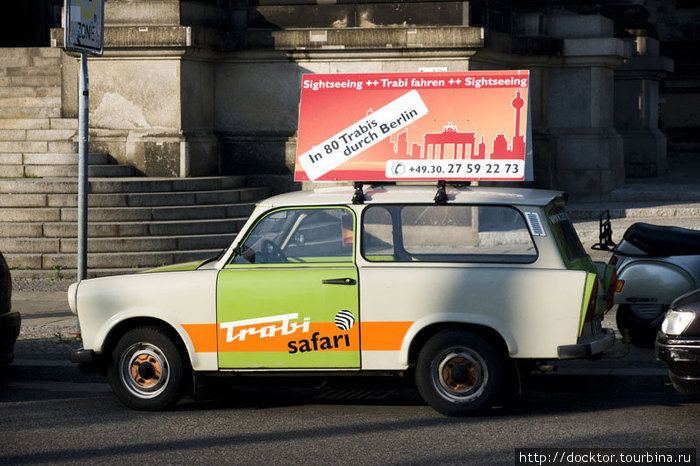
[
  {"x1": 546, "y1": 206, "x2": 587, "y2": 262},
  {"x1": 362, "y1": 205, "x2": 537, "y2": 263}
]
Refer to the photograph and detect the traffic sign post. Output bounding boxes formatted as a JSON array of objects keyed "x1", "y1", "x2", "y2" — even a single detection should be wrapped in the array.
[{"x1": 63, "y1": 0, "x2": 104, "y2": 281}]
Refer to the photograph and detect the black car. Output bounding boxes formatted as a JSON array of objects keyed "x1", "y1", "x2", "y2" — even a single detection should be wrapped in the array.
[
  {"x1": 656, "y1": 289, "x2": 700, "y2": 393},
  {"x1": 0, "y1": 251, "x2": 20, "y2": 365}
]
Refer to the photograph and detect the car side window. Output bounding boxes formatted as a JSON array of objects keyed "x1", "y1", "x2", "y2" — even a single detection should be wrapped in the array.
[
  {"x1": 362, "y1": 205, "x2": 536, "y2": 263},
  {"x1": 233, "y1": 207, "x2": 355, "y2": 264},
  {"x1": 361, "y1": 206, "x2": 396, "y2": 260}
]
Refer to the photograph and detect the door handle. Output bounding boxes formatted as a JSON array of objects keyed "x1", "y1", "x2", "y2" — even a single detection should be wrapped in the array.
[{"x1": 322, "y1": 278, "x2": 356, "y2": 285}]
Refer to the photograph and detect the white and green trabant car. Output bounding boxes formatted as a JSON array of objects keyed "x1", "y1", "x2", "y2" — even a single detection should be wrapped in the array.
[{"x1": 69, "y1": 185, "x2": 615, "y2": 416}]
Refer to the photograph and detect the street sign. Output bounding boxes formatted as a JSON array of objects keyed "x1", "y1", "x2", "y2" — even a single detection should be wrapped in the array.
[
  {"x1": 295, "y1": 71, "x2": 532, "y2": 183},
  {"x1": 63, "y1": 0, "x2": 104, "y2": 281},
  {"x1": 64, "y1": 0, "x2": 104, "y2": 56}
]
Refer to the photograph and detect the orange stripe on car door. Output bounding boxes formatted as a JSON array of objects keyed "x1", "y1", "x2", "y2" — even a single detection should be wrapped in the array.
[{"x1": 183, "y1": 321, "x2": 413, "y2": 353}]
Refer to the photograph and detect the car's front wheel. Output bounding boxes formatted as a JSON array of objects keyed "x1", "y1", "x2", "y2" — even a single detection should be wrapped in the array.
[
  {"x1": 107, "y1": 327, "x2": 189, "y2": 410},
  {"x1": 416, "y1": 329, "x2": 504, "y2": 416}
]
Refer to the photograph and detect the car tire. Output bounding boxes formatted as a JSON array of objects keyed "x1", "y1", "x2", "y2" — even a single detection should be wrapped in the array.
[
  {"x1": 616, "y1": 304, "x2": 665, "y2": 348},
  {"x1": 107, "y1": 327, "x2": 189, "y2": 410},
  {"x1": 416, "y1": 329, "x2": 504, "y2": 416}
]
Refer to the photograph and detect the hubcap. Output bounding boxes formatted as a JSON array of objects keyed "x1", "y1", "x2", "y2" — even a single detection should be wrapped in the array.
[
  {"x1": 119, "y1": 343, "x2": 170, "y2": 399},
  {"x1": 434, "y1": 348, "x2": 488, "y2": 402}
]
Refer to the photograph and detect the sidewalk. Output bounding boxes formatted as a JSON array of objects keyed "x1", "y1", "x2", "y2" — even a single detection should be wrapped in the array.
[
  {"x1": 12, "y1": 279, "x2": 80, "y2": 362},
  {"x1": 8, "y1": 278, "x2": 671, "y2": 393}
]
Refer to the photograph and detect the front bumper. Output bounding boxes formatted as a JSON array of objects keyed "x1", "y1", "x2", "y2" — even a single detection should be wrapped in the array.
[
  {"x1": 71, "y1": 348, "x2": 105, "y2": 373},
  {"x1": 655, "y1": 333, "x2": 700, "y2": 392},
  {"x1": 557, "y1": 328, "x2": 615, "y2": 359},
  {"x1": 0, "y1": 311, "x2": 21, "y2": 364}
]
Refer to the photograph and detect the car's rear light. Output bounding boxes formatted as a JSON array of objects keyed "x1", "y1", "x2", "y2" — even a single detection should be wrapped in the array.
[
  {"x1": 585, "y1": 280, "x2": 599, "y2": 322},
  {"x1": 606, "y1": 268, "x2": 617, "y2": 308},
  {"x1": 608, "y1": 255, "x2": 618, "y2": 266}
]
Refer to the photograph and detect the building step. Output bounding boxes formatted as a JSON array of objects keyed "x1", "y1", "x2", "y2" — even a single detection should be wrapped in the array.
[
  {"x1": 0, "y1": 65, "x2": 61, "y2": 78},
  {"x1": 0, "y1": 47, "x2": 61, "y2": 66},
  {"x1": 0, "y1": 75, "x2": 61, "y2": 88},
  {"x1": 0, "y1": 217, "x2": 251, "y2": 238},
  {"x1": 0, "y1": 86, "x2": 61, "y2": 98},
  {"x1": 0, "y1": 202, "x2": 259, "y2": 223},
  {"x1": 568, "y1": 202, "x2": 700, "y2": 221},
  {"x1": 0, "y1": 233, "x2": 236, "y2": 254},
  {"x1": 0, "y1": 176, "x2": 252, "y2": 194},
  {"x1": 574, "y1": 214, "x2": 700, "y2": 243},
  {"x1": 10, "y1": 268, "x2": 143, "y2": 280},
  {"x1": 0, "y1": 189, "x2": 258, "y2": 208},
  {"x1": 0, "y1": 140, "x2": 75, "y2": 153},
  {"x1": 0, "y1": 96, "x2": 61, "y2": 108},
  {"x1": 20, "y1": 164, "x2": 135, "y2": 178},
  {"x1": 0, "y1": 128, "x2": 78, "y2": 142},
  {"x1": 0, "y1": 107, "x2": 62, "y2": 119},
  {"x1": 5, "y1": 249, "x2": 221, "y2": 271},
  {"x1": 0, "y1": 153, "x2": 111, "y2": 166},
  {"x1": 59, "y1": 203, "x2": 256, "y2": 222},
  {"x1": 0, "y1": 118, "x2": 77, "y2": 130}
]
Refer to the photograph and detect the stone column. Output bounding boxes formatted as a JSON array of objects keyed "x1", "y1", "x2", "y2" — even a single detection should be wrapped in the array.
[
  {"x1": 52, "y1": 0, "x2": 230, "y2": 177},
  {"x1": 615, "y1": 37, "x2": 673, "y2": 177},
  {"x1": 541, "y1": 14, "x2": 631, "y2": 201}
]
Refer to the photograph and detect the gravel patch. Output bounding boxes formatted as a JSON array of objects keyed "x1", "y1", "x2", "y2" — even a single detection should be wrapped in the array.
[
  {"x1": 14, "y1": 337, "x2": 81, "y2": 361},
  {"x1": 12, "y1": 278, "x2": 73, "y2": 292}
]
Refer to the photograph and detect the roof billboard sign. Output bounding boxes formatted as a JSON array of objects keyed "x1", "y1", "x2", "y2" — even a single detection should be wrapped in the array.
[{"x1": 294, "y1": 71, "x2": 532, "y2": 183}]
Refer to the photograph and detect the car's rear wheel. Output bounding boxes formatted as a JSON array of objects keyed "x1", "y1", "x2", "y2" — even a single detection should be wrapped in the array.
[
  {"x1": 107, "y1": 327, "x2": 189, "y2": 410},
  {"x1": 416, "y1": 329, "x2": 504, "y2": 416}
]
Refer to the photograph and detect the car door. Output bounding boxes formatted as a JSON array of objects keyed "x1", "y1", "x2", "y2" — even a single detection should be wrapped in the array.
[{"x1": 216, "y1": 206, "x2": 360, "y2": 369}]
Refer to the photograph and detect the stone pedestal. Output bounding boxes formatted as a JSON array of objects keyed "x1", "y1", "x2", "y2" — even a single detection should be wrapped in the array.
[
  {"x1": 615, "y1": 37, "x2": 673, "y2": 178},
  {"x1": 501, "y1": 13, "x2": 632, "y2": 200}
]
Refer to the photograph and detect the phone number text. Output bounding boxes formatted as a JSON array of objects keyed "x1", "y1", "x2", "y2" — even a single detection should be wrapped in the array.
[{"x1": 386, "y1": 159, "x2": 525, "y2": 180}]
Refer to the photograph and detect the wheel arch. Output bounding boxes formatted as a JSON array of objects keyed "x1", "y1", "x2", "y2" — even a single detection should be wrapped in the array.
[
  {"x1": 406, "y1": 322, "x2": 511, "y2": 367},
  {"x1": 102, "y1": 317, "x2": 192, "y2": 371}
]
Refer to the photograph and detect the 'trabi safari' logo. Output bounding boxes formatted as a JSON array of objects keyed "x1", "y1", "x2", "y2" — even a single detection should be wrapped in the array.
[{"x1": 220, "y1": 313, "x2": 310, "y2": 343}]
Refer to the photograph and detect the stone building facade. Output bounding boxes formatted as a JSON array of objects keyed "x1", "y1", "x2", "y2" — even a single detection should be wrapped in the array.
[{"x1": 27, "y1": 0, "x2": 693, "y2": 200}]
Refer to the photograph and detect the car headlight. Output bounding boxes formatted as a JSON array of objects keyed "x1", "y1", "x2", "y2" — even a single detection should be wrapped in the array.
[{"x1": 661, "y1": 310, "x2": 695, "y2": 336}]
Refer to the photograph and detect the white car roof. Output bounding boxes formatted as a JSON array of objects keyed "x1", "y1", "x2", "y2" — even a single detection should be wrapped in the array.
[{"x1": 258, "y1": 185, "x2": 564, "y2": 207}]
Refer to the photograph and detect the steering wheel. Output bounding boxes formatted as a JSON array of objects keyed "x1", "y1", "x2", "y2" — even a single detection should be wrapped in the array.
[{"x1": 260, "y1": 239, "x2": 287, "y2": 263}]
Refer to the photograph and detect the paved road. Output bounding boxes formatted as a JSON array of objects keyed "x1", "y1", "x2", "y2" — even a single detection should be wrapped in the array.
[
  {"x1": 1, "y1": 368, "x2": 699, "y2": 465},
  {"x1": 3, "y1": 285, "x2": 698, "y2": 464}
]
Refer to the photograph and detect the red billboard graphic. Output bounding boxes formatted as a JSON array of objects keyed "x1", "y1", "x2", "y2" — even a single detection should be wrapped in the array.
[{"x1": 294, "y1": 71, "x2": 531, "y2": 182}]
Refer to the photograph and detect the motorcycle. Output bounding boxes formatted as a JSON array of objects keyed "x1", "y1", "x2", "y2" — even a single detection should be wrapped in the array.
[{"x1": 593, "y1": 211, "x2": 700, "y2": 347}]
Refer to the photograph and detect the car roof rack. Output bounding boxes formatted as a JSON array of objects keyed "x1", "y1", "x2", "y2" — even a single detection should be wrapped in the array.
[{"x1": 351, "y1": 180, "x2": 473, "y2": 205}]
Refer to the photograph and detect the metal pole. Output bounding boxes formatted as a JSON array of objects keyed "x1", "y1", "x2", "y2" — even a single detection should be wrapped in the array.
[{"x1": 77, "y1": 52, "x2": 89, "y2": 281}]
